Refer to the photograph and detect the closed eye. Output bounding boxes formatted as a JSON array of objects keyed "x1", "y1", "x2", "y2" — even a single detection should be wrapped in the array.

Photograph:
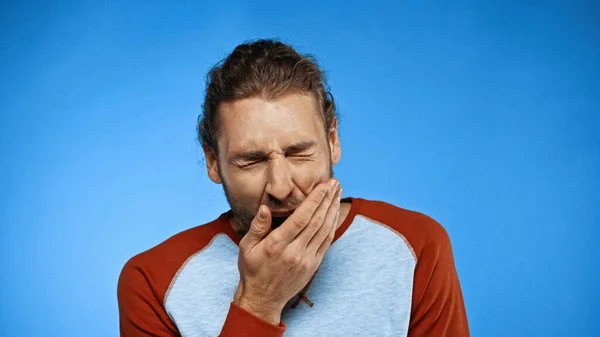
[
  {"x1": 229, "y1": 151, "x2": 267, "y2": 168},
  {"x1": 287, "y1": 153, "x2": 312, "y2": 159},
  {"x1": 285, "y1": 141, "x2": 318, "y2": 157},
  {"x1": 240, "y1": 160, "x2": 262, "y2": 168}
]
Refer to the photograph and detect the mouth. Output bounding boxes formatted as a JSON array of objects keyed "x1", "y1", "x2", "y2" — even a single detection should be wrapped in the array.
[
  {"x1": 269, "y1": 209, "x2": 294, "y2": 228},
  {"x1": 270, "y1": 209, "x2": 294, "y2": 217}
]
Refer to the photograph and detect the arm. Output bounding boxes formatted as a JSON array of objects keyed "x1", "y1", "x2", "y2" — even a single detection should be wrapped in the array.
[
  {"x1": 118, "y1": 180, "x2": 339, "y2": 337},
  {"x1": 219, "y1": 302, "x2": 286, "y2": 337},
  {"x1": 118, "y1": 260, "x2": 286, "y2": 337},
  {"x1": 118, "y1": 261, "x2": 179, "y2": 337},
  {"x1": 408, "y1": 222, "x2": 470, "y2": 337}
]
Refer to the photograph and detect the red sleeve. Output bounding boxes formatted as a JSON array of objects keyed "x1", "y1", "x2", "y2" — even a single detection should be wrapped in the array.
[
  {"x1": 117, "y1": 219, "x2": 288, "y2": 337},
  {"x1": 407, "y1": 216, "x2": 470, "y2": 337},
  {"x1": 118, "y1": 259, "x2": 287, "y2": 337},
  {"x1": 219, "y1": 302, "x2": 286, "y2": 337},
  {"x1": 117, "y1": 259, "x2": 180, "y2": 337},
  {"x1": 356, "y1": 199, "x2": 470, "y2": 337}
]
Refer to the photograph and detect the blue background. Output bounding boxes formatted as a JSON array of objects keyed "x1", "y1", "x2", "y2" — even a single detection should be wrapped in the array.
[{"x1": 1, "y1": 1, "x2": 598, "y2": 336}]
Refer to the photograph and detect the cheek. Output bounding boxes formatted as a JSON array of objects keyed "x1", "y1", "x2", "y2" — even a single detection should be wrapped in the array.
[
  {"x1": 290, "y1": 160, "x2": 330, "y2": 195},
  {"x1": 224, "y1": 169, "x2": 268, "y2": 200}
]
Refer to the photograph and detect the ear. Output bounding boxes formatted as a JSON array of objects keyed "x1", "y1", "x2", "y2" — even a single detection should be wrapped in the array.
[
  {"x1": 328, "y1": 118, "x2": 342, "y2": 165},
  {"x1": 202, "y1": 144, "x2": 222, "y2": 184}
]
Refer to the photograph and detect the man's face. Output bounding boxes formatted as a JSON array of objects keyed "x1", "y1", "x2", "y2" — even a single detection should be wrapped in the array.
[{"x1": 204, "y1": 92, "x2": 341, "y2": 232}]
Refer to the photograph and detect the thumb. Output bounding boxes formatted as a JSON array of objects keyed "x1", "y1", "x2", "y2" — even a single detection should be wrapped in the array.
[{"x1": 243, "y1": 205, "x2": 272, "y2": 247}]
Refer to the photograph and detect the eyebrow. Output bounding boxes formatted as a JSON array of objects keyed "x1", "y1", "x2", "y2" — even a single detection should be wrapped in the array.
[{"x1": 228, "y1": 141, "x2": 318, "y2": 164}]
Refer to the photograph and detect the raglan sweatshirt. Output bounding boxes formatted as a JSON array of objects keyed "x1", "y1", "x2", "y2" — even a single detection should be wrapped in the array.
[{"x1": 118, "y1": 197, "x2": 470, "y2": 336}]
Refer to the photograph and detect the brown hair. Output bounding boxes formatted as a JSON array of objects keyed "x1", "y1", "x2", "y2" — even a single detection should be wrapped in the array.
[{"x1": 197, "y1": 39, "x2": 338, "y2": 155}]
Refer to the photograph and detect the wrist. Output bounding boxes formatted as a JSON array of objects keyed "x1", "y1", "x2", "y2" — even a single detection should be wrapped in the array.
[{"x1": 233, "y1": 292, "x2": 282, "y2": 325}]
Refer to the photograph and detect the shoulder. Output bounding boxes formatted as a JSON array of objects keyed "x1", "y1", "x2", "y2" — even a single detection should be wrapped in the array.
[
  {"x1": 117, "y1": 216, "x2": 229, "y2": 303},
  {"x1": 350, "y1": 198, "x2": 469, "y2": 334},
  {"x1": 353, "y1": 198, "x2": 452, "y2": 262}
]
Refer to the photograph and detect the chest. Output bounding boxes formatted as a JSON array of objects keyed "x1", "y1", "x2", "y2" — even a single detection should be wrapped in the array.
[
  {"x1": 278, "y1": 251, "x2": 414, "y2": 337},
  {"x1": 166, "y1": 234, "x2": 416, "y2": 337}
]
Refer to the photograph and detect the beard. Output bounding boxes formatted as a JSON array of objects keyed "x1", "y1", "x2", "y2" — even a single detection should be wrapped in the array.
[{"x1": 220, "y1": 165, "x2": 334, "y2": 236}]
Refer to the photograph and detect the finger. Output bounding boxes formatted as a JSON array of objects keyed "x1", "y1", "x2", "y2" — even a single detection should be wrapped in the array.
[
  {"x1": 316, "y1": 203, "x2": 340, "y2": 259},
  {"x1": 239, "y1": 205, "x2": 272, "y2": 249},
  {"x1": 320, "y1": 206, "x2": 340, "y2": 258},
  {"x1": 294, "y1": 181, "x2": 338, "y2": 248},
  {"x1": 270, "y1": 179, "x2": 336, "y2": 244},
  {"x1": 309, "y1": 186, "x2": 341, "y2": 255}
]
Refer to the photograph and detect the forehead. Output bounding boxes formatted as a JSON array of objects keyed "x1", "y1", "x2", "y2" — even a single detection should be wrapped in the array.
[{"x1": 217, "y1": 93, "x2": 325, "y2": 154}]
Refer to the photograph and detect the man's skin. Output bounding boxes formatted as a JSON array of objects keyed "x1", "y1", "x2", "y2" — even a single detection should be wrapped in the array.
[{"x1": 202, "y1": 92, "x2": 352, "y2": 325}]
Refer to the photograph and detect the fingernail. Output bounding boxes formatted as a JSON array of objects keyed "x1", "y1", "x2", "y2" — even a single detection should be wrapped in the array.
[{"x1": 329, "y1": 179, "x2": 337, "y2": 188}]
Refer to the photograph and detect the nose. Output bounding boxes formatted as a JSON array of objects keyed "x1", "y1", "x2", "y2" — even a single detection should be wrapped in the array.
[{"x1": 265, "y1": 157, "x2": 293, "y2": 202}]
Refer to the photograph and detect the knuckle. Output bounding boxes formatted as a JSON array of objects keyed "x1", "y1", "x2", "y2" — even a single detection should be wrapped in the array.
[
  {"x1": 299, "y1": 258, "x2": 312, "y2": 270},
  {"x1": 249, "y1": 227, "x2": 262, "y2": 237},
  {"x1": 269, "y1": 231, "x2": 282, "y2": 243},
  {"x1": 293, "y1": 214, "x2": 309, "y2": 228},
  {"x1": 265, "y1": 242, "x2": 278, "y2": 257},
  {"x1": 265, "y1": 236, "x2": 281, "y2": 257},
  {"x1": 311, "y1": 215, "x2": 324, "y2": 229},
  {"x1": 318, "y1": 224, "x2": 331, "y2": 237},
  {"x1": 321, "y1": 220, "x2": 332, "y2": 232},
  {"x1": 326, "y1": 231, "x2": 335, "y2": 243},
  {"x1": 283, "y1": 252, "x2": 301, "y2": 265}
]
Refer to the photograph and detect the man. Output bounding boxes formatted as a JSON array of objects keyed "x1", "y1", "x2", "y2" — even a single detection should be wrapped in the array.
[{"x1": 118, "y1": 39, "x2": 470, "y2": 337}]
